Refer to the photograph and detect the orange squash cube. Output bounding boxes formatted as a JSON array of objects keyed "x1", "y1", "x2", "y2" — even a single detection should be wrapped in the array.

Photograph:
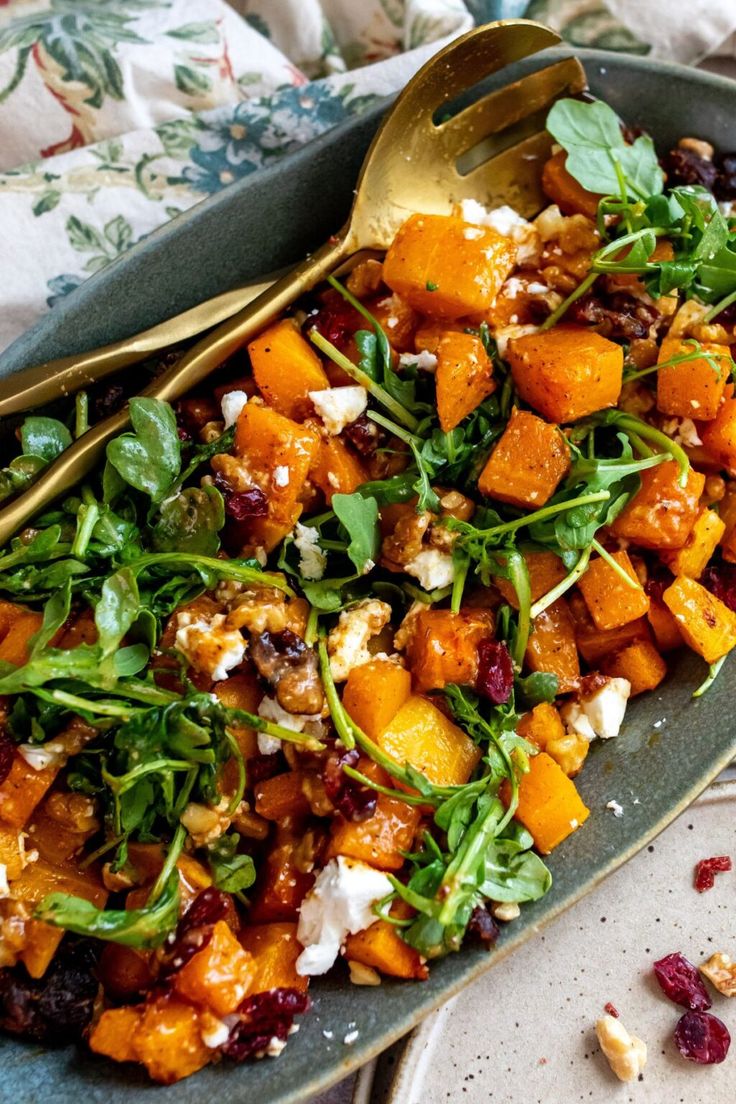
[
  {"x1": 647, "y1": 599, "x2": 684, "y2": 652},
  {"x1": 383, "y1": 214, "x2": 516, "y2": 319},
  {"x1": 602, "y1": 639, "x2": 667, "y2": 696},
  {"x1": 435, "y1": 332, "x2": 495, "y2": 431},
  {"x1": 516, "y1": 702, "x2": 565, "y2": 751},
  {"x1": 656, "y1": 336, "x2": 730, "y2": 421},
  {"x1": 310, "y1": 436, "x2": 367, "y2": 503},
  {"x1": 239, "y1": 922, "x2": 308, "y2": 993},
  {"x1": 541, "y1": 151, "x2": 602, "y2": 219},
  {"x1": 661, "y1": 507, "x2": 725, "y2": 579},
  {"x1": 404, "y1": 608, "x2": 494, "y2": 692},
  {"x1": 568, "y1": 591, "x2": 651, "y2": 666},
  {"x1": 372, "y1": 291, "x2": 418, "y2": 353},
  {"x1": 495, "y1": 550, "x2": 568, "y2": 607},
  {"x1": 213, "y1": 669, "x2": 261, "y2": 763},
  {"x1": 507, "y1": 326, "x2": 623, "y2": 423},
  {"x1": 327, "y1": 794, "x2": 420, "y2": 871},
  {"x1": 174, "y1": 920, "x2": 255, "y2": 1015},
  {"x1": 478, "y1": 409, "x2": 570, "y2": 509},
  {"x1": 133, "y1": 996, "x2": 212, "y2": 1083},
  {"x1": 718, "y1": 482, "x2": 736, "y2": 562},
  {"x1": 248, "y1": 318, "x2": 329, "y2": 421},
  {"x1": 250, "y1": 826, "x2": 315, "y2": 922},
  {"x1": 702, "y1": 387, "x2": 736, "y2": 475},
  {"x1": 0, "y1": 753, "x2": 58, "y2": 829},
  {"x1": 578, "y1": 550, "x2": 650, "y2": 630},
  {"x1": 513, "y1": 752, "x2": 590, "y2": 854},
  {"x1": 254, "y1": 770, "x2": 311, "y2": 822},
  {"x1": 663, "y1": 576, "x2": 736, "y2": 663},
  {"x1": 98, "y1": 944, "x2": 154, "y2": 1000},
  {"x1": 414, "y1": 321, "x2": 464, "y2": 353},
  {"x1": 377, "y1": 695, "x2": 481, "y2": 787},
  {"x1": 342, "y1": 657, "x2": 412, "y2": 741},
  {"x1": 525, "y1": 598, "x2": 580, "y2": 692},
  {"x1": 611, "y1": 461, "x2": 705, "y2": 550},
  {"x1": 0, "y1": 610, "x2": 43, "y2": 666},
  {"x1": 345, "y1": 915, "x2": 427, "y2": 980},
  {"x1": 89, "y1": 1006, "x2": 143, "y2": 1065}
]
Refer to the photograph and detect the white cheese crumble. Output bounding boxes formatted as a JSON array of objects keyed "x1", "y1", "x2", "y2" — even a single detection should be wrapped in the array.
[
  {"x1": 322, "y1": 1029, "x2": 334, "y2": 1041},
  {"x1": 344, "y1": 1029, "x2": 360, "y2": 1045},
  {"x1": 273, "y1": 465, "x2": 290, "y2": 488},
  {"x1": 175, "y1": 614, "x2": 246, "y2": 682},
  {"x1": 220, "y1": 390, "x2": 248, "y2": 429},
  {"x1": 460, "y1": 199, "x2": 540, "y2": 264},
  {"x1": 327, "y1": 599, "x2": 392, "y2": 681},
  {"x1": 0, "y1": 863, "x2": 8, "y2": 899},
  {"x1": 309, "y1": 386, "x2": 368, "y2": 435},
  {"x1": 258, "y1": 695, "x2": 320, "y2": 734},
  {"x1": 17, "y1": 741, "x2": 66, "y2": 772},
  {"x1": 293, "y1": 522, "x2": 326, "y2": 581},
  {"x1": 296, "y1": 856, "x2": 392, "y2": 976},
  {"x1": 606, "y1": 799, "x2": 624, "y2": 818},
  {"x1": 560, "y1": 677, "x2": 631, "y2": 741},
  {"x1": 398, "y1": 349, "x2": 438, "y2": 373},
  {"x1": 200, "y1": 1014, "x2": 238, "y2": 1049},
  {"x1": 661, "y1": 417, "x2": 702, "y2": 448},
  {"x1": 403, "y1": 548, "x2": 456, "y2": 591},
  {"x1": 257, "y1": 732, "x2": 282, "y2": 756}
]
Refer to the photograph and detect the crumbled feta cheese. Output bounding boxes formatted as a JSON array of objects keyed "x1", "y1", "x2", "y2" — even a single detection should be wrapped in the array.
[
  {"x1": 322, "y1": 1029, "x2": 334, "y2": 1040},
  {"x1": 273, "y1": 465, "x2": 290, "y2": 488},
  {"x1": 460, "y1": 200, "x2": 540, "y2": 264},
  {"x1": 493, "y1": 322, "x2": 539, "y2": 357},
  {"x1": 606, "y1": 799, "x2": 624, "y2": 818},
  {"x1": 0, "y1": 864, "x2": 8, "y2": 899},
  {"x1": 398, "y1": 349, "x2": 438, "y2": 373},
  {"x1": 265, "y1": 1036, "x2": 288, "y2": 1057},
  {"x1": 17, "y1": 741, "x2": 67, "y2": 772},
  {"x1": 309, "y1": 386, "x2": 368, "y2": 435},
  {"x1": 343, "y1": 1029, "x2": 360, "y2": 1045},
  {"x1": 662, "y1": 417, "x2": 702, "y2": 448},
  {"x1": 526, "y1": 281, "x2": 550, "y2": 295},
  {"x1": 403, "y1": 548, "x2": 456, "y2": 591},
  {"x1": 200, "y1": 1014, "x2": 238, "y2": 1049},
  {"x1": 296, "y1": 856, "x2": 392, "y2": 976},
  {"x1": 463, "y1": 226, "x2": 484, "y2": 240},
  {"x1": 293, "y1": 522, "x2": 326, "y2": 581},
  {"x1": 257, "y1": 732, "x2": 282, "y2": 755},
  {"x1": 258, "y1": 695, "x2": 320, "y2": 733},
  {"x1": 327, "y1": 599, "x2": 392, "y2": 681},
  {"x1": 220, "y1": 390, "x2": 248, "y2": 429},
  {"x1": 560, "y1": 677, "x2": 631, "y2": 741},
  {"x1": 175, "y1": 614, "x2": 246, "y2": 681}
]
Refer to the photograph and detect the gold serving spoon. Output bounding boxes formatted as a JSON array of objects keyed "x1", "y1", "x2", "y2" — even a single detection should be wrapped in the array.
[{"x1": 0, "y1": 19, "x2": 585, "y2": 545}]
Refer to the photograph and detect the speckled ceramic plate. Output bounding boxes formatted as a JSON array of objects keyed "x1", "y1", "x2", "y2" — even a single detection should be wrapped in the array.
[{"x1": 2, "y1": 45, "x2": 736, "y2": 1104}]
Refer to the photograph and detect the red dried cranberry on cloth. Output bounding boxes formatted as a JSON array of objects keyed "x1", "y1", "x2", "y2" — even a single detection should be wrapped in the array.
[
  {"x1": 694, "y1": 855, "x2": 732, "y2": 893},
  {"x1": 653, "y1": 952, "x2": 711, "y2": 1011},
  {"x1": 674, "y1": 1011, "x2": 731, "y2": 1064}
]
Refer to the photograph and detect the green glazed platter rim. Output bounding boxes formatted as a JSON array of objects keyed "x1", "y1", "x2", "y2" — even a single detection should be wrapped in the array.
[{"x1": 2, "y1": 46, "x2": 736, "y2": 1104}]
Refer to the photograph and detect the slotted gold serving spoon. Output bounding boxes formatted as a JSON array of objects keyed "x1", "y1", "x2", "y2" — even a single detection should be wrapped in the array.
[{"x1": 0, "y1": 18, "x2": 586, "y2": 545}]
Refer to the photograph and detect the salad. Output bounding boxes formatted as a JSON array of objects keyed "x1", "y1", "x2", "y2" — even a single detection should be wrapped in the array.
[{"x1": 2, "y1": 96, "x2": 736, "y2": 1084}]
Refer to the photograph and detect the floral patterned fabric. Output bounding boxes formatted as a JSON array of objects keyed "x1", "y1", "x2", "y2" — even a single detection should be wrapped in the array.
[{"x1": 0, "y1": 0, "x2": 733, "y2": 357}]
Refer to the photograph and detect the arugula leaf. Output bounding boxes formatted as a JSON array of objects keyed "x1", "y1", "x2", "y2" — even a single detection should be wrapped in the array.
[
  {"x1": 0, "y1": 455, "x2": 47, "y2": 505},
  {"x1": 95, "y1": 567, "x2": 140, "y2": 657},
  {"x1": 152, "y1": 485, "x2": 225, "y2": 556},
  {"x1": 107, "y1": 398, "x2": 181, "y2": 502},
  {"x1": 479, "y1": 831, "x2": 552, "y2": 902},
  {"x1": 21, "y1": 416, "x2": 72, "y2": 463},
  {"x1": 332, "y1": 492, "x2": 379, "y2": 574},
  {"x1": 207, "y1": 832, "x2": 256, "y2": 893}
]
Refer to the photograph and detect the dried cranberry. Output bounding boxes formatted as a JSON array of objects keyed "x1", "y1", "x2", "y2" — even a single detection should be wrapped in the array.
[
  {"x1": 644, "y1": 566, "x2": 674, "y2": 605},
  {"x1": 701, "y1": 562, "x2": 736, "y2": 612},
  {"x1": 248, "y1": 752, "x2": 284, "y2": 784},
  {"x1": 0, "y1": 939, "x2": 99, "y2": 1043},
  {"x1": 323, "y1": 748, "x2": 377, "y2": 822},
  {"x1": 0, "y1": 729, "x2": 15, "y2": 785},
  {"x1": 715, "y1": 153, "x2": 736, "y2": 201},
  {"x1": 158, "y1": 887, "x2": 232, "y2": 977},
  {"x1": 467, "y1": 904, "x2": 500, "y2": 945},
  {"x1": 213, "y1": 476, "x2": 269, "y2": 522},
  {"x1": 604, "y1": 1002, "x2": 619, "y2": 1018},
  {"x1": 476, "y1": 639, "x2": 514, "y2": 704},
  {"x1": 308, "y1": 292, "x2": 363, "y2": 350},
  {"x1": 694, "y1": 855, "x2": 732, "y2": 893},
  {"x1": 663, "y1": 148, "x2": 719, "y2": 192},
  {"x1": 653, "y1": 952, "x2": 711, "y2": 1011},
  {"x1": 343, "y1": 414, "x2": 384, "y2": 458},
  {"x1": 222, "y1": 987, "x2": 311, "y2": 1062},
  {"x1": 92, "y1": 382, "x2": 126, "y2": 421},
  {"x1": 181, "y1": 887, "x2": 232, "y2": 932},
  {"x1": 674, "y1": 1010, "x2": 731, "y2": 1064}
]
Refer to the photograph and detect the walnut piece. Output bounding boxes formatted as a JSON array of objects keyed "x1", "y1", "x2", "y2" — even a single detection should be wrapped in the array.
[
  {"x1": 595, "y1": 1014, "x2": 647, "y2": 1083},
  {"x1": 700, "y1": 951, "x2": 736, "y2": 997}
]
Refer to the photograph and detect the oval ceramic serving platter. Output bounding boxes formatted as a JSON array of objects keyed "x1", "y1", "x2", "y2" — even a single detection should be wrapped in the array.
[{"x1": 1, "y1": 45, "x2": 736, "y2": 1104}]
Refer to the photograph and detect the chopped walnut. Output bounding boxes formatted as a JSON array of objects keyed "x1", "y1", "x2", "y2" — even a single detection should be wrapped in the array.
[
  {"x1": 394, "y1": 601, "x2": 424, "y2": 652},
  {"x1": 545, "y1": 730, "x2": 589, "y2": 777},
  {"x1": 102, "y1": 863, "x2": 137, "y2": 893},
  {"x1": 381, "y1": 510, "x2": 432, "y2": 571},
  {"x1": 225, "y1": 586, "x2": 290, "y2": 634},
  {"x1": 678, "y1": 136, "x2": 715, "y2": 162},
  {"x1": 595, "y1": 1014, "x2": 647, "y2": 1083},
  {"x1": 200, "y1": 420, "x2": 225, "y2": 443},
  {"x1": 347, "y1": 960, "x2": 382, "y2": 986},
  {"x1": 346, "y1": 258, "x2": 384, "y2": 298},
  {"x1": 700, "y1": 952, "x2": 736, "y2": 997},
  {"x1": 44, "y1": 791, "x2": 100, "y2": 834},
  {"x1": 491, "y1": 902, "x2": 520, "y2": 922},
  {"x1": 180, "y1": 799, "x2": 232, "y2": 846}
]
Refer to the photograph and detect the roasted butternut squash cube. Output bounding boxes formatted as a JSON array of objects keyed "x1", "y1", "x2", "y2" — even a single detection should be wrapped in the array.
[
  {"x1": 239, "y1": 922, "x2": 308, "y2": 993},
  {"x1": 495, "y1": 550, "x2": 567, "y2": 607},
  {"x1": 98, "y1": 944, "x2": 154, "y2": 1000},
  {"x1": 250, "y1": 826, "x2": 315, "y2": 922},
  {"x1": 254, "y1": 770, "x2": 311, "y2": 822},
  {"x1": 478, "y1": 409, "x2": 570, "y2": 508},
  {"x1": 377, "y1": 695, "x2": 481, "y2": 787},
  {"x1": 578, "y1": 550, "x2": 650, "y2": 630},
  {"x1": 414, "y1": 321, "x2": 464, "y2": 353},
  {"x1": 248, "y1": 318, "x2": 329, "y2": 420},
  {"x1": 702, "y1": 387, "x2": 736, "y2": 475},
  {"x1": 213, "y1": 669, "x2": 261, "y2": 762},
  {"x1": 541, "y1": 151, "x2": 602, "y2": 219},
  {"x1": 89, "y1": 1006, "x2": 143, "y2": 1065},
  {"x1": 174, "y1": 920, "x2": 254, "y2": 1015},
  {"x1": 602, "y1": 639, "x2": 667, "y2": 696},
  {"x1": 663, "y1": 576, "x2": 736, "y2": 663},
  {"x1": 310, "y1": 436, "x2": 367, "y2": 504},
  {"x1": 342, "y1": 657, "x2": 412, "y2": 741},
  {"x1": 507, "y1": 326, "x2": 623, "y2": 423},
  {"x1": 568, "y1": 592, "x2": 651, "y2": 666},
  {"x1": 435, "y1": 332, "x2": 495, "y2": 431},
  {"x1": 0, "y1": 609, "x2": 43, "y2": 666},
  {"x1": 513, "y1": 752, "x2": 590, "y2": 854},
  {"x1": 0, "y1": 827, "x2": 24, "y2": 881},
  {"x1": 345, "y1": 912, "x2": 427, "y2": 980},
  {"x1": 404, "y1": 608, "x2": 494, "y2": 692},
  {"x1": 611, "y1": 461, "x2": 705, "y2": 550},
  {"x1": 383, "y1": 214, "x2": 516, "y2": 319},
  {"x1": 133, "y1": 996, "x2": 212, "y2": 1083},
  {"x1": 647, "y1": 599, "x2": 684, "y2": 651},
  {"x1": 719, "y1": 482, "x2": 736, "y2": 563},
  {"x1": 372, "y1": 292, "x2": 418, "y2": 353},
  {"x1": 516, "y1": 701, "x2": 565, "y2": 751},
  {"x1": 656, "y1": 336, "x2": 730, "y2": 421},
  {"x1": 661, "y1": 507, "x2": 725, "y2": 579},
  {"x1": 0, "y1": 753, "x2": 58, "y2": 829},
  {"x1": 525, "y1": 598, "x2": 579, "y2": 692},
  {"x1": 327, "y1": 794, "x2": 420, "y2": 871}
]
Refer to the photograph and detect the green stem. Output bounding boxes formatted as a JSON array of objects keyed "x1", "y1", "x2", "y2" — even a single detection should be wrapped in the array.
[
  {"x1": 451, "y1": 555, "x2": 470, "y2": 614},
  {"x1": 317, "y1": 638, "x2": 354, "y2": 751},
  {"x1": 456, "y1": 490, "x2": 611, "y2": 546},
  {"x1": 75, "y1": 392, "x2": 89, "y2": 439},
  {"x1": 612, "y1": 413, "x2": 690, "y2": 486},
  {"x1": 693, "y1": 655, "x2": 727, "y2": 698},
  {"x1": 310, "y1": 329, "x2": 419, "y2": 432},
  {"x1": 131, "y1": 553, "x2": 293, "y2": 595},
  {"x1": 540, "y1": 271, "x2": 597, "y2": 331},
  {"x1": 704, "y1": 288, "x2": 736, "y2": 323},
  {"x1": 305, "y1": 605, "x2": 319, "y2": 646},
  {"x1": 104, "y1": 758, "x2": 195, "y2": 795},
  {"x1": 70, "y1": 497, "x2": 99, "y2": 559},
  {"x1": 507, "y1": 551, "x2": 531, "y2": 668},
  {"x1": 590, "y1": 538, "x2": 639, "y2": 587},
  {"x1": 530, "y1": 547, "x2": 591, "y2": 619},
  {"x1": 366, "y1": 409, "x2": 422, "y2": 446},
  {"x1": 148, "y1": 824, "x2": 185, "y2": 905},
  {"x1": 342, "y1": 765, "x2": 434, "y2": 807},
  {"x1": 38, "y1": 688, "x2": 139, "y2": 718}
]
